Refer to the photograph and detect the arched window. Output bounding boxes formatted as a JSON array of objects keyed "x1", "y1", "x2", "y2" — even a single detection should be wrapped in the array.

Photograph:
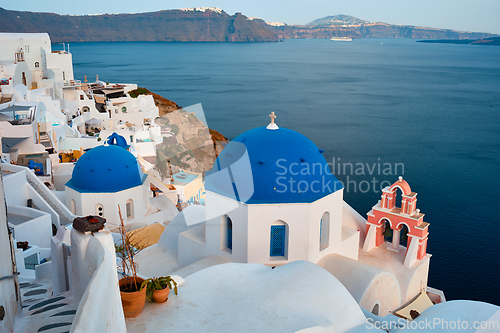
[
  {"x1": 95, "y1": 204, "x2": 104, "y2": 217},
  {"x1": 270, "y1": 221, "x2": 288, "y2": 258},
  {"x1": 126, "y1": 199, "x2": 134, "y2": 219},
  {"x1": 394, "y1": 187, "x2": 403, "y2": 209},
  {"x1": 383, "y1": 220, "x2": 393, "y2": 242},
  {"x1": 71, "y1": 199, "x2": 76, "y2": 215},
  {"x1": 399, "y1": 224, "x2": 409, "y2": 247},
  {"x1": 82, "y1": 106, "x2": 90, "y2": 113},
  {"x1": 320, "y1": 212, "x2": 330, "y2": 251},
  {"x1": 121, "y1": 106, "x2": 127, "y2": 113},
  {"x1": 220, "y1": 215, "x2": 232, "y2": 253},
  {"x1": 34, "y1": 62, "x2": 39, "y2": 68},
  {"x1": 372, "y1": 303, "x2": 380, "y2": 316}
]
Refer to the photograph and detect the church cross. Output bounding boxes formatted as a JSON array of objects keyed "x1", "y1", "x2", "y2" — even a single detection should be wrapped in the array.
[{"x1": 269, "y1": 112, "x2": 277, "y2": 124}]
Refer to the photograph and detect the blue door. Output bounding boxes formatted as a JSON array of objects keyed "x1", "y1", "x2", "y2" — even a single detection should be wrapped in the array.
[
  {"x1": 270, "y1": 225, "x2": 285, "y2": 257},
  {"x1": 227, "y1": 217, "x2": 233, "y2": 250}
]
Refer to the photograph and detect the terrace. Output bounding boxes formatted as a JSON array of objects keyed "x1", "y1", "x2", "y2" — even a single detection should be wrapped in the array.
[{"x1": 0, "y1": 104, "x2": 36, "y2": 125}]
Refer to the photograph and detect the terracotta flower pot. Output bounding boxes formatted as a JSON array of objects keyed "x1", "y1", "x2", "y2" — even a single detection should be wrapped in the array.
[
  {"x1": 119, "y1": 277, "x2": 147, "y2": 317},
  {"x1": 153, "y1": 287, "x2": 170, "y2": 303}
]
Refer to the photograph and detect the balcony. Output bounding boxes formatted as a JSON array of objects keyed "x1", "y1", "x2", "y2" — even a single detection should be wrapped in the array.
[{"x1": 56, "y1": 80, "x2": 82, "y2": 88}]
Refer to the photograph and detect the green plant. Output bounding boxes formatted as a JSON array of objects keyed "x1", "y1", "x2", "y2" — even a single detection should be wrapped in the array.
[
  {"x1": 140, "y1": 276, "x2": 178, "y2": 302},
  {"x1": 129, "y1": 87, "x2": 151, "y2": 98}
]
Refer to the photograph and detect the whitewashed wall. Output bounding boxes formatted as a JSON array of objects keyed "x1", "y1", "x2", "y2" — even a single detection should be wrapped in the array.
[
  {"x1": 70, "y1": 227, "x2": 126, "y2": 332},
  {"x1": 7, "y1": 205, "x2": 52, "y2": 248},
  {"x1": 66, "y1": 183, "x2": 150, "y2": 228},
  {"x1": 0, "y1": 170, "x2": 20, "y2": 333}
]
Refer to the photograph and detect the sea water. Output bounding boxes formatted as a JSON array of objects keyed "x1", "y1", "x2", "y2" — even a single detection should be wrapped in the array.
[{"x1": 68, "y1": 38, "x2": 500, "y2": 305}]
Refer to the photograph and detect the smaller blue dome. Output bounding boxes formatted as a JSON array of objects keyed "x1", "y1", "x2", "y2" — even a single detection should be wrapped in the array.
[
  {"x1": 107, "y1": 132, "x2": 129, "y2": 149},
  {"x1": 66, "y1": 145, "x2": 144, "y2": 193}
]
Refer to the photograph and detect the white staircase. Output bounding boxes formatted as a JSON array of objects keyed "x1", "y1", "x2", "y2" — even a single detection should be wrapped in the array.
[
  {"x1": 2, "y1": 163, "x2": 76, "y2": 226},
  {"x1": 25, "y1": 174, "x2": 74, "y2": 226}
]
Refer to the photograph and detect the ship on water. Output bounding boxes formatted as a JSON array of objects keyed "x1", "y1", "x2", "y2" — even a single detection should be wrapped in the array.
[{"x1": 330, "y1": 37, "x2": 353, "y2": 41}]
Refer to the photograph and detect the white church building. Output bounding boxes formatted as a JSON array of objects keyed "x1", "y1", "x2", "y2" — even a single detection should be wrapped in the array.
[
  {"x1": 136, "y1": 114, "x2": 435, "y2": 318},
  {"x1": 64, "y1": 140, "x2": 177, "y2": 229}
]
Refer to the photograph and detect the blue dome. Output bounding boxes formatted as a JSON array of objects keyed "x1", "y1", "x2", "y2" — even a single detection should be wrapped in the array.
[
  {"x1": 206, "y1": 126, "x2": 343, "y2": 204},
  {"x1": 66, "y1": 145, "x2": 145, "y2": 193},
  {"x1": 107, "y1": 132, "x2": 129, "y2": 149}
]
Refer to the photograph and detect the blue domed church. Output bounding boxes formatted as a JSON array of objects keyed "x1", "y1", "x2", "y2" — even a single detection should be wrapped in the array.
[
  {"x1": 150, "y1": 114, "x2": 433, "y2": 317},
  {"x1": 65, "y1": 143, "x2": 149, "y2": 227},
  {"x1": 177, "y1": 114, "x2": 360, "y2": 266}
]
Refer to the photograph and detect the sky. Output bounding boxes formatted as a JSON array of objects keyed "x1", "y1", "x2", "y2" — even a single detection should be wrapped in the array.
[{"x1": 3, "y1": 0, "x2": 500, "y2": 34}]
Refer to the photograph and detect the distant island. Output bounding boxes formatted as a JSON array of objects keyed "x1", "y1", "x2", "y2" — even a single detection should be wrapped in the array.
[
  {"x1": 0, "y1": 7, "x2": 497, "y2": 43},
  {"x1": 270, "y1": 14, "x2": 498, "y2": 41},
  {"x1": 417, "y1": 37, "x2": 500, "y2": 45}
]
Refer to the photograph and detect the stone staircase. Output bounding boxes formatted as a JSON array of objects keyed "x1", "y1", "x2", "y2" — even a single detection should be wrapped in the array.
[
  {"x1": 20, "y1": 281, "x2": 78, "y2": 333},
  {"x1": 39, "y1": 133, "x2": 53, "y2": 149}
]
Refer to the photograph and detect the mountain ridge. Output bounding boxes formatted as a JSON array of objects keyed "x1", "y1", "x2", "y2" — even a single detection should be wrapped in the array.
[
  {"x1": 0, "y1": 8, "x2": 497, "y2": 42},
  {"x1": 306, "y1": 14, "x2": 368, "y2": 27},
  {"x1": 0, "y1": 7, "x2": 278, "y2": 42}
]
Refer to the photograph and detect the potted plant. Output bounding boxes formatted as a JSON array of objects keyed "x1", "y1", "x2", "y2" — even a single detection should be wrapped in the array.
[
  {"x1": 141, "y1": 275, "x2": 177, "y2": 303},
  {"x1": 140, "y1": 276, "x2": 178, "y2": 303},
  {"x1": 115, "y1": 205, "x2": 146, "y2": 317}
]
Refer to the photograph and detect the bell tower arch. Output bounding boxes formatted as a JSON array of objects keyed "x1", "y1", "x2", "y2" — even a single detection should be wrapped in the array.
[{"x1": 363, "y1": 177, "x2": 429, "y2": 267}]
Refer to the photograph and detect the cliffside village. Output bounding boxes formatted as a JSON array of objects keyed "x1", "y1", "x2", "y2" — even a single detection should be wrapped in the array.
[{"x1": 0, "y1": 33, "x2": 498, "y2": 333}]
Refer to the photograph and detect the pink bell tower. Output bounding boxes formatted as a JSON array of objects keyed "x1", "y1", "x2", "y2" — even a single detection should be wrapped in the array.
[{"x1": 363, "y1": 177, "x2": 429, "y2": 267}]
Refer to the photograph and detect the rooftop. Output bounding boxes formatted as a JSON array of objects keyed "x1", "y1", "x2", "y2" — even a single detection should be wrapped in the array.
[
  {"x1": 126, "y1": 261, "x2": 368, "y2": 333},
  {"x1": 172, "y1": 171, "x2": 199, "y2": 185}
]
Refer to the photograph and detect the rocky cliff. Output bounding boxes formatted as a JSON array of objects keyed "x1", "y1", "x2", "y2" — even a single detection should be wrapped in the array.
[
  {"x1": 129, "y1": 88, "x2": 227, "y2": 174},
  {"x1": 271, "y1": 22, "x2": 498, "y2": 40},
  {"x1": 1, "y1": 8, "x2": 496, "y2": 42},
  {"x1": 0, "y1": 7, "x2": 278, "y2": 42}
]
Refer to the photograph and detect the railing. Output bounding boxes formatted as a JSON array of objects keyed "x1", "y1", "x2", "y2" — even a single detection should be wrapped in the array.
[
  {"x1": 145, "y1": 170, "x2": 176, "y2": 191},
  {"x1": 25, "y1": 170, "x2": 76, "y2": 226},
  {"x1": 56, "y1": 80, "x2": 82, "y2": 88}
]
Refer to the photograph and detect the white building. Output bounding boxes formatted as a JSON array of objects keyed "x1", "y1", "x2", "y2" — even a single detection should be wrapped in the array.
[
  {"x1": 136, "y1": 116, "x2": 433, "y2": 317},
  {"x1": 64, "y1": 143, "x2": 165, "y2": 228},
  {"x1": 0, "y1": 33, "x2": 74, "y2": 100}
]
